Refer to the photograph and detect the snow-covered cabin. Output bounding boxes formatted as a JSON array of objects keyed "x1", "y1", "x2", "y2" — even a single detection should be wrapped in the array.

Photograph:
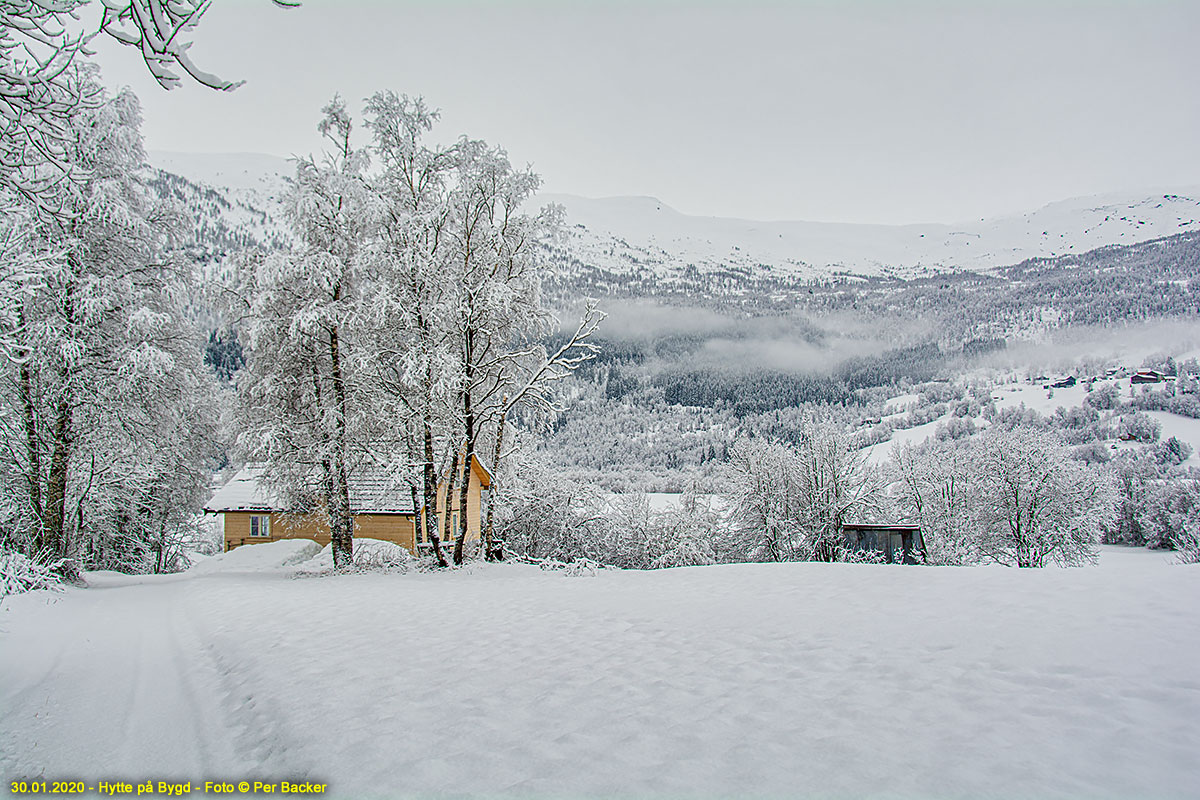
[{"x1": 204, "y1": 457, "x2": 492, "y2": 554}]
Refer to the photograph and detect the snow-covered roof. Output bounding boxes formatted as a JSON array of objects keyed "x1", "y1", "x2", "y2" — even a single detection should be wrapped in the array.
[
  {"x1": 205, "y1": 464, "x2": 421, "y2": 515},
  {"x1": 204, "y1": 465, "x2": 276, "y2": 512}
]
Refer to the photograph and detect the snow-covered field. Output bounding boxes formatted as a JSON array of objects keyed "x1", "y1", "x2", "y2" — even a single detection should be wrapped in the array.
[{"x1": 2, "y1": 542, "x2": 1197, "y2": 799}]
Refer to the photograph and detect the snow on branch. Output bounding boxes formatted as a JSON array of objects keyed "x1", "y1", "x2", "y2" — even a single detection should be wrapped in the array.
[{"x1": 98, "y1": 0, "x2": 300, "y2": 91}]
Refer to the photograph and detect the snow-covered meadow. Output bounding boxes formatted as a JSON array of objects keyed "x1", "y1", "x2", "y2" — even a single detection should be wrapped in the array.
[{"x1": 2, "y1": 541, "x2": 1197, "y2": 799}]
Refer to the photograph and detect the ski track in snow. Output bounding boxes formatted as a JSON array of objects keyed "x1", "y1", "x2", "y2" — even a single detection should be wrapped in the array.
[{"x1": 1, "y1": 547, "x2": 1198, "y2": 799}]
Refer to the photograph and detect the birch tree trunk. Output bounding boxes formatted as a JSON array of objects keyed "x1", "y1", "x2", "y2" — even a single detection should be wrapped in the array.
[
  {"x1": 482, "y1": 403, "x2": 506, "y2": 560},
  {"x1": 454, "y1": 330, "x2": 475, "y2": 565},
  {"x1": 327, "y1": 317, "x2": 354, "y2": 568},
  {"x1": 423, "y1": 422, "x2": 448, "y2": 567}
]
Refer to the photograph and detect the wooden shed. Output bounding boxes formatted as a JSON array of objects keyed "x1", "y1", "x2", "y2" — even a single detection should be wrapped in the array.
[{"x1": 842, "y1": 523, "x2": 926, "y2": 564}]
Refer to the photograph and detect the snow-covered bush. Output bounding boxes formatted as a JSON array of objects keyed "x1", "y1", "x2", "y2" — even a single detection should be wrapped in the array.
[
  {"x1": 722, "y1": 423, "x2": 884, "y2": 563},
  {"x1": 989, "y1": 404, "x2": 1049, "y2": 432},
  {"x1": 1135, "y1": 480, "x2": 1200, "y2": 552},
  {"x1": 534, "y1": 557, "x2": 603, "y2": 576},
  {"x1": 952, "y1": 399, "x2": 979, "y2": 418},
  {"x1": 1073, "y1": 441, "x2": 1113, "y2": 464},
  {"x1": 646, "y1": 494, "x2": 720, "y2": 568},
  {"x1": 895, "y1": 425, "x2": 1117, "y2": 567},
  {"x1": 1119, "y1": 412, "x2": 1162, "y2": 443},
  {"x1": 918, "y1": 382, "x2": 960, "y2": 404},
  {"x1": 297, "y1": 539, "x2": 416, "y2": 574},
  {"x1": 971, "y1": 426, "x2": 1117, "y2": 567},
  {"x1": 495, "y1": 456, "x2": 617, "y2": 564},
  {"x1": 936, "y1": 415, "x2": 976, "y2": 440},
  {"x1": 1132, "y1": 389, "x2": 1200, "y2": 420},
  {"x1": 1103, "y1": 453, "x2": 1160, "y2": 546},
  {"x1": 499, "y1": 449, "x2": 723, "y2": 570},
  {"x1": 1153, "y1": 436, "x2": 1193, "y2": 466},
  {"x1": 0, "y1": 548, "x2": 65, "y2": 599},
  {"x1": 1173, "y1": 528, "x2": 1200, "y2": 565},
  {"x1": 1085, "y1": 383, "x2": 1121, "y2": 410}
]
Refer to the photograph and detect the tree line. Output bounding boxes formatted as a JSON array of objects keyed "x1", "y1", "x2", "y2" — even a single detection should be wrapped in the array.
[{"x1": 0, "y1": 1, "x2": 294, "y2": 579}]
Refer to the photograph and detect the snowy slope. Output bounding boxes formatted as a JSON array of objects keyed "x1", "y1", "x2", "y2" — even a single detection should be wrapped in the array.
[
  {"x1": 150, "y1": 150, "x2": 293, "y2": 204},
  {"x1": 541, "y1": 188, "x2": 1200, "y2": 281},
  {"x1": 863, "y1": 377, "x2": 1200, "y2": 469},
  {"x1": 147, "y1": 151, "x2": 294, "y2": 256},
  {"x1": 143, "y1": 151, "x2": 1199, "y2": 282},
  {"x1": 1, "y1": 545, "x2": 1196, "y2": 799}
]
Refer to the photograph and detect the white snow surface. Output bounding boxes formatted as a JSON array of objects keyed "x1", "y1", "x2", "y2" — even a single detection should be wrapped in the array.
[
  {"x1": 143, "y1": 151, "x2": 1200, "y2": 280},
  {"x1": 2, "y1": 544, "x2": 1197, "y2": 799},
  {"x1": 865, "y1": 378, "x2": 1200, "y2": 467},
  {"x1": 541, "y1": 187, "x2": 1200, "y2": 279},
  {"x1": 149, "y1": 151, "x2": 293, "y2": 198},
  {"x1": 186, "y1": 538, "x2": 322, "y2": 574},
  {"x1": 864, "y1": 414, "x2": 954, "y2": 465}
]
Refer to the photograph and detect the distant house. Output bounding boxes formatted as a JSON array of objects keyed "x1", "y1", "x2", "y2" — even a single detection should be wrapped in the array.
[
  {"x1": 1051, "y1": 376, "x2": 1077, "y2": 389},
  {"x1": 842, "y1": 523, "x2": 926, "y2": 564},
  {"x1": 204, "y1": 456, "x2": 492, "y2": 554},
  {"x1": 1131, "y1": 370, "x2": 1165, "y2": 384}
]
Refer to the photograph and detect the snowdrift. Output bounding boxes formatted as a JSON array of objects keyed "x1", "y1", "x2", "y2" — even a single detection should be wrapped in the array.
[
  {"x1": 296, "y1": 538, "x2": 415, "y2": 573},
  {"x1": 187, "y1": 538, "x2": 322, "y2": 573}
]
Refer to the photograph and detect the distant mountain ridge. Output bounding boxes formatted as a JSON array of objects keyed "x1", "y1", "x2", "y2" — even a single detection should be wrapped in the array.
[
  {"x1": 537, "y1": 189, "x2": 1200, "y2": 283},
  {"x1": 146, "y1": 150, "x2": 1200, "y2": 282}
]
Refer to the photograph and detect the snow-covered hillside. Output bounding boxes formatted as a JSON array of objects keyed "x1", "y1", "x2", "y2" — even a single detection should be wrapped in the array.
[
  {"x1": 144, "y1": 151, "x2": 1200, "y2": 282},
  {"x1": 150, "y1": 150, "x2": 293, "y2": 208},
  {"x1": 541, "y1": 188, "x2": 1200, "y2": 281},
  {"x1": 2, "y1": 544, "x2": 1196, "y2": 799}
]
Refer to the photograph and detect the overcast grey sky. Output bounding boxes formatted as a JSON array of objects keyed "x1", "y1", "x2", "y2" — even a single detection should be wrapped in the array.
[{"x1": 92, "y1": 1, "x2": 1200, "y2": 225}]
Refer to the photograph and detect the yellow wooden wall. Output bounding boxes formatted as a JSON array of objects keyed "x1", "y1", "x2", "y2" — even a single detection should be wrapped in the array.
[
  {"x1": 222, "y1": 457, "x2": 489, "y2": 554},
  {"x1": 223, "y1": 511, "x2": 416, "y2": 552},
  {"x1": 425, "y1": 457, "x2": 486, "y2": 544}
]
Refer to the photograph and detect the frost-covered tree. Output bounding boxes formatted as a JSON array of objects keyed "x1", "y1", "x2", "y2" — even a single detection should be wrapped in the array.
[
  {"x1": 1118, "y1": 411, "x2": 1161, "y2": 444},
  {"x1": 236, "y1": 97, "x2": 375, "y2": 569},
  {"x1": 441, "y1": 136, "x2": 603, "y2": 564},
  {"x1": 359, "y1": 91, "x2": 458, "y2": 566},
  {"x1": 892, "y1": 439, "x2": 977, "y2": 565},
  {"x1": 360, "y1": 91, "x2": 601, "y2": 565},
  {"x1": 0, "y1": 75, "x2": 219, "y2": 575},
  {"x1": 722, "y1": 438, "x2": 801, "y2": 562},
  {"x1": 1, "y1": 1, "x2": 295, "y2": 212},
  {"x1": 479, "y1": 306, "x2": 602, "y2": 559},
  {"x1": 1, "y1": 5, "x2": 100, "y2": 212},
  {"x1": 1135, "y1": 479, "x2": 1200, "y2": 553},
  {"x1": 99, "y1": 0, "x2": 300, "y2": 91},
  {"x1": 970, "y1": 426, "x2": 1116, "y2": 568},
  {"x1": 1103, "y1": 451, "x2": 1159, "y2": 546},
  {"x1": 723, "y1": 421, "x2": 883, "y2": 562}
]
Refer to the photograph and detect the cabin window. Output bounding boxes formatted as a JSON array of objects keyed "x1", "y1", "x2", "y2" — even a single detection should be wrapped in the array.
[{"x1": 249, "y1": 515, "x2": 270, "y2": 538}]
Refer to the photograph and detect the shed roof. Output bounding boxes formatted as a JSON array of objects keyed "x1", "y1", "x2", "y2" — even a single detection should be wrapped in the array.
[{"x1": 842, "y1": 523, "x2": 922, "y2": 532}]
